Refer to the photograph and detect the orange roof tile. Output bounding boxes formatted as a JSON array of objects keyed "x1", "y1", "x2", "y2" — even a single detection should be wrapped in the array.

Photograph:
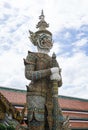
[
  {"x1": 59, "y1": 96, "x2": 88, "y2": 111},
  {"x1": 0, "y1": 88, "x2": 26, "y2": 105},
  {"x1": 70, "y1": 121, "x2": 88, "y2": 128},
  {"x1": 0, "y1": 87, "x2": 88, "y2": 111},
  {"x1": 63, "y1": 111, "x2": 88, "y2": 119}
]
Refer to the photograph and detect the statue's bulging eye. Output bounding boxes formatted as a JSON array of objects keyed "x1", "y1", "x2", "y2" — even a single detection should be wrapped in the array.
[{"x1": 42, "y1": 42, "x2": 45, "y2": 45}]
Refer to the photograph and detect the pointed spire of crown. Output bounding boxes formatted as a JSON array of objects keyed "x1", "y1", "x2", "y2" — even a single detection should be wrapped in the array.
[
  {"x1": 36, "y1": 10, "x2": 49, "y2": 30},
  {"x1": 39, "y1": 10, "x2": 44, "y2": 21}
]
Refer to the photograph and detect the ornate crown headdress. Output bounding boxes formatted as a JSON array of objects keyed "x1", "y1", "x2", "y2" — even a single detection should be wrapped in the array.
[{"x1": 29, "y1": 10, "x2": 52, "y2": 46}]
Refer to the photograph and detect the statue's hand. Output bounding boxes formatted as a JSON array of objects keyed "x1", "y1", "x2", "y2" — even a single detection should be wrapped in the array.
[
  {"x1": 50, "y1": 73, "x2": 61, "y2": 81},
  {"x1": 51, "y1": 67, "x2": 60, "y2": 74}
]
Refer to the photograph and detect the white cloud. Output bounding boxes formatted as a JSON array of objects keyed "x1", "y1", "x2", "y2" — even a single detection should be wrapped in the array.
[
  {"x1": 50, "y1": 42, "x2": 62, "y2": 56},
  {"x1": 72, "y1": 38, "x2": 88, "y2": 47},
  {"x1": 64, "y1": 32, "x2": 71, "y2": 39},
  {"x1": 58, "y1": 52, "x2": 88, "y2": 99}
]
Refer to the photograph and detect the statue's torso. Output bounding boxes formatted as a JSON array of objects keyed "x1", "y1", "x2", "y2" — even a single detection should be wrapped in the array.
[
  {"x1": 26, "y1": 52, "x2": 53, "y2": 122},
  {"x1": 28, "y1": 52, "x2": 52, "y2": 96},
  {"x1": 35, "y1": 53, "x2": 52, "y2": 70}
]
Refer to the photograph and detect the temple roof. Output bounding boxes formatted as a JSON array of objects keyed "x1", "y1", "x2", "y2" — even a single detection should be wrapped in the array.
[
  {"x1": 59, "y1": 95, "x2": 88, "y2": 112},
  {"x1": 0, "y1": 86, "x2": 88, "y2": 111},
  {"x1": 0, "y1": 86, "x2": 88, "y2": 129},
  {"x1": 0, "y1": 87, "x2": 26, "y2": 106}
]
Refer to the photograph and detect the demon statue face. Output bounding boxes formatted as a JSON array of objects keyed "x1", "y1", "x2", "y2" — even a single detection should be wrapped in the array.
[{"x1": 29, "y1": 31, "x2": 53, "y2": 54}]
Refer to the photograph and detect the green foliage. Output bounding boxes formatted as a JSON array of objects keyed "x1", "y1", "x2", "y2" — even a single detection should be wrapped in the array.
[
  {"x1": 0, "y1": 123, "x2": 7, "y2": 130},
  {"x1": 7, "y1": 125, "x2": 15, "y2": 130},
  {"x1": 0, "y1": 123, "x2": 15, "y2": 130}
]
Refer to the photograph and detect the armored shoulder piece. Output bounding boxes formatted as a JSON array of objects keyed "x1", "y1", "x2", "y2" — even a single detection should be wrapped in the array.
[{"x1": 24, "y1": 51, "x2": 37, "y2": 66}]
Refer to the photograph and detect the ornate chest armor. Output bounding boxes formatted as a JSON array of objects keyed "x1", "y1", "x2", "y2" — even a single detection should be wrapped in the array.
[
  {"x1": 24, "y1": 51, "x2": 52, "y2": 95},
  {"x1": 24, "y1": 51, "x2": 53, "y2": 122}
]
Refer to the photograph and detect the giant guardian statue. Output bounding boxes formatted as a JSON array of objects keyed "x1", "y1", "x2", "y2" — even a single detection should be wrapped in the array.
[{"x1": 24, "y1": 10, "x2": 70, "y2": 130}]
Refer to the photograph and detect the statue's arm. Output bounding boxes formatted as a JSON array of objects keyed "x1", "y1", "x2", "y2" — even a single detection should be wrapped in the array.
[
  {"x1": 51, "y1": 59, "x2": 63, "y2": 87},
  {"x1": 25, "y1": 63, "x2": 51, "y2": 81},
  {"x1": 24, "y1": 52, "x2": 51, "y2": 81},
  {"x1": 57, "y1": 63, "x2": 62, "y2": 87}
]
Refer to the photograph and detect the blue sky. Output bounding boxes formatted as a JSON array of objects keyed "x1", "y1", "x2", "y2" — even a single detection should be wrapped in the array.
[{"x1": 0, "y1": 0, "x2": 88, "y2": 99}]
